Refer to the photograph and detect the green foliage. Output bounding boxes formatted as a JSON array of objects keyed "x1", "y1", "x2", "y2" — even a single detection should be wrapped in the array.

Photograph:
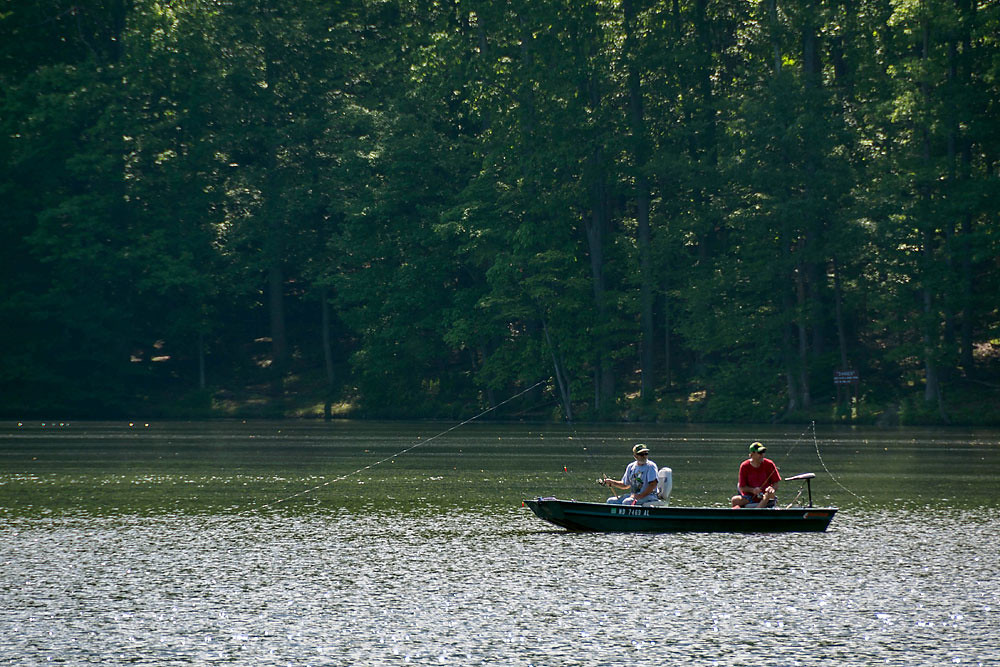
[{"x1": 1, "y1": 0, "x2": 998, "y2": 422}]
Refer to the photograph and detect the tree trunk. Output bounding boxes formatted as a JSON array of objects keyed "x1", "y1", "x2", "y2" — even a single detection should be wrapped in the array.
[
  {"x1": 782, "y1": 238, "x2": 800, "y2": 413},
  {"x1": 543, "y1": 319, "x2": 573, "y2": 422},
  {"x1": 260, "y1": 19, "x2": 288, "y2": 380},
  {"x1": 943, "y1": 43, "x2": 958, "y2": 354},
  {"x1": 582, "y1": 55, "x2": 615, "y2": 413},
  {"x1": 795, "y1": 263, "x2": 812, "y2": 408},
  {"x1": 584, "y1": 177, "x2": 615, "y2": 413},
  {"x1": 624, "y1": 0, "x2": 655, "y2": 401},
  {"x1": 954, "y1": 10, "x2": 975, "y2": 372},
  {"x1": 321, "y1": 288, "x2": 335, "y2": 421},
  {"x1": 922, "y1": 282, "x2": 941, "y2": 403},
  {"x1": 268, "y1": 263, "x2": 288, "y2": 372},
  {"x1": 832, "y1": 256, "x2": 850, "y2": 370},
  {"x1": 959, "y1": 210, "x2": 975, "y2": 371},
  {"x1": 198, "y1": 331, "x2": 206, "y2": 390},
  {"x1": 663, "y1": 297, "x2": 672, "y2": 389},
  {"x1": 769, "y1": 0, "x2": 782, "y2": 74},
  {"x1": 798, "y1": 19, "x2": 821, "y2": 406},
  {"x1": 919, "y1": 21, "x2": 942, "y2": 409}
]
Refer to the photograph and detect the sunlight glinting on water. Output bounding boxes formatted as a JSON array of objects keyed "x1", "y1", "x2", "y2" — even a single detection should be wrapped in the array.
[
  {"x1": 2, "y1": 421, "x2": 999, "y2": 665},
  {"x1": 2, "y1": 507, "x2": 999, "y2": 666}
]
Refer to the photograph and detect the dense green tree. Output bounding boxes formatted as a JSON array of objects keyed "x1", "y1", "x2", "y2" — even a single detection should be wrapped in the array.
[
  {"x1": 2, "y1": 0, "x2": 998, "y2": 422},
  {"x1": 1, "y1": 0, "x2": 141, "y2": 414}
]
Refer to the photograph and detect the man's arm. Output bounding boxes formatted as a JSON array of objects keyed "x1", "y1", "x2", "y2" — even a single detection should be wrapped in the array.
[
  {"x1": 634, "y1": 480, "x2": 658, "y2": 501},
  {"x1": 602, "y1": 477, "x2": 628, "y2": 490}
]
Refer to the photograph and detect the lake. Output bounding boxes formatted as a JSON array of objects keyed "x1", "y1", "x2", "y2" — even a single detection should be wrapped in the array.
[{"x1": 1, "y1": 420, "x2": 998, "y2": 665}]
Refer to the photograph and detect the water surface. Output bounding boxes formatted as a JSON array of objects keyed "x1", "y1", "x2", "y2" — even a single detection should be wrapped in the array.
[{"x1": 2, "y1": 421, "x2": 998, "y2": 665}]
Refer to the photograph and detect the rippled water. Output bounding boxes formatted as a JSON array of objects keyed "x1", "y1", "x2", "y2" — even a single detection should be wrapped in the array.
[
  {"x1": 3, "y1": 509, "x2": 998, "y2": 665},
  {"x1": 2, "y1": 422, "x2": 999, "y2": 665}
]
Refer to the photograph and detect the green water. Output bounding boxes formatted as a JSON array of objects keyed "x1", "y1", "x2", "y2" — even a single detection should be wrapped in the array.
[
  {"x1": 2, "y1": 421, "x2": 999, "y2": 666},
  {"x1": 2, "y1": 421, "x2": 997, "y2": 515}
]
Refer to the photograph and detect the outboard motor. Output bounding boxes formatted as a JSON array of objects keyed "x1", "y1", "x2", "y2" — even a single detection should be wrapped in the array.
[{"x1": 656, "y1": 467, "x2": 673, "y2": 505}]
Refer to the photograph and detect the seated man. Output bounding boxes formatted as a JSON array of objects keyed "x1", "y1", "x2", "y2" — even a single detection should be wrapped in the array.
[
  {"x1": 731, "y1": 441, "x2": 781, "y2": 508},
  {"x1": 601, "y1": 443, "x2": 659, "y2": 505}
]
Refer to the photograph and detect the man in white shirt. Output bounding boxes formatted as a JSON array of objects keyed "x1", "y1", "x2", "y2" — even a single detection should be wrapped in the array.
[{"x1": 601, "y1": 443, "x2": 659, "y2": 505}]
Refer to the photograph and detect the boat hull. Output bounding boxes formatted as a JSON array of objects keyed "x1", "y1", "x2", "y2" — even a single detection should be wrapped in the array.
[{"x1": 524, "y1": 498, "x2": 837, "y2": 533}]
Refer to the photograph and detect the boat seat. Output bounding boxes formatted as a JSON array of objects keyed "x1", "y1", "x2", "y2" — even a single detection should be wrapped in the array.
[
  {"x1": 742, "y1": 499, "x2": 777, "y2": 509},
  {"x1": 655, "y1": 466, "x2": 672, "y2": 506}
]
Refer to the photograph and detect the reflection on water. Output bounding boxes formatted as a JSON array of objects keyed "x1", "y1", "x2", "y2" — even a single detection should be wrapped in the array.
[
  {"x1": 1, "y1": 421, "x2": 999, "y2": 665},
  {"x1": 1, "y1": 509, "x2": 998, "y2": 666}
]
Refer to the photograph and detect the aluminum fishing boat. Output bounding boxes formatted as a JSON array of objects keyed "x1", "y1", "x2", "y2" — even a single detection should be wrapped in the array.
[{"x1": 524, "y1": 473, "x2": 837, "y2": 533}]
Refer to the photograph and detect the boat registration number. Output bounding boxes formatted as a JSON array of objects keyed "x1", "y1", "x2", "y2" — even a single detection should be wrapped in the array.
[{"x1": 610, "y1": 507, "x2": 649, "y2": 517}]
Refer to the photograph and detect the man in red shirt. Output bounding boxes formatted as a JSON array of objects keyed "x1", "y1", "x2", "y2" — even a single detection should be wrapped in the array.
[{"x1": 731, "y1": 441, "x2": 781, "y2": 508}]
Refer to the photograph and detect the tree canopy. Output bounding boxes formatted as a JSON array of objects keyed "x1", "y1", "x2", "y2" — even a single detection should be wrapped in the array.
[{"x1": 2, "y1": 0, "x2": 998, "y2": 424}]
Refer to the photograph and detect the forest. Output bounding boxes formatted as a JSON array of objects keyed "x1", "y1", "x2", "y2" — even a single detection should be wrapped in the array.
[{"x1": 1, "y1": 0, "x2": 998, "y2": 424}]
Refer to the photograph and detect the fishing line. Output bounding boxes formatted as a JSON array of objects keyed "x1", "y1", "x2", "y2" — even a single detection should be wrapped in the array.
[
  {"x1": 809, "y1": 420, "x2": 865, "y2": 502},
  {"x1": 256, "y1": 379, "x2": 548, "y2": 510},
  {"x1": 766, "y1": 423, "x2": 813, "y2": 502},
  {"x1": 777, "y1": 421, "x2": 814, "y2": 464},
  {"x1": 548, "y1": 392, "x2": 600, "y2": 478}
]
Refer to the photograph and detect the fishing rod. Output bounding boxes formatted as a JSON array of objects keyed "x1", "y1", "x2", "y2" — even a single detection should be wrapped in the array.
[{"x1": 256, "y1": 379, "x2": 548, "y2": 510}]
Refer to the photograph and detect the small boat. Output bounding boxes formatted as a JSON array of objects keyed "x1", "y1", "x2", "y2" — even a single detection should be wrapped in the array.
[{"x1": 524, "y1": 473, "x2": 837, "y2": 533}]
